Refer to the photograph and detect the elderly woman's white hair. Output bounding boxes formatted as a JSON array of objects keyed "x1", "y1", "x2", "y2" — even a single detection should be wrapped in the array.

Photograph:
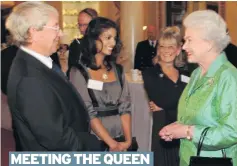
[
  {"x1": 6, "y1": 2, "x2": 58, "y2": 46},
  {"x1": 183, "y1": 10, "x2": 230, "y2": 53}
]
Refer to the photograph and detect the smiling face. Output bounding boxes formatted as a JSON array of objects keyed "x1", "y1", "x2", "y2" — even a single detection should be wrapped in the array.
[
  {"x1": 158, "y1": 38, "x2": 181, "y2": 64},
  {"x1": 182, "y1": 27, "x2": 211, "y2": 63},
  {"x1": 96, "y1": 28, "x2": 117, "y2": 56}
]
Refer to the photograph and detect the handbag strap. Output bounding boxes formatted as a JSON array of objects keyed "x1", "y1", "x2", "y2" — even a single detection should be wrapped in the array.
[
  {"x1": 197, "y1": 127, "x2": 209, "y2": 156},
  {"x1": 196, "y1": 127, "x2": 226, "y2": 158}
]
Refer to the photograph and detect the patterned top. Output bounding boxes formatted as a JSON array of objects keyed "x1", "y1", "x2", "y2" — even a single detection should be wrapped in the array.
[{"x1": 178, "y1": 52, "x2": 237, "y2": 166}]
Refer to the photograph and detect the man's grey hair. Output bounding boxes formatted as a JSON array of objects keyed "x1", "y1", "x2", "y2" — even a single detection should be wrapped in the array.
[
  {"x1": 6, "y1": 2, "x2": 58, "y2": 46},
  {"x1": 183, "y1": 10, "x2": 230, "y2": 53}
]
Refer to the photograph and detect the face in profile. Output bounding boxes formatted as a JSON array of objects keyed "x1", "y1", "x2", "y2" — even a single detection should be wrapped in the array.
[
  {"x1": 158, "y1": 39, "x2": 181, "y2": 64},
  {"x1": 183, "y1": 27, "x2": 211, "y2": 63},
  {"x1": 96, "y1": 28, "x2": 117, "y2": 56},
  {"x1": 78, "y1": 12, "x2": 92, "y2": 35},
  {"x1": 36, "y1": 13, "x2": 62, "y2": 56}
]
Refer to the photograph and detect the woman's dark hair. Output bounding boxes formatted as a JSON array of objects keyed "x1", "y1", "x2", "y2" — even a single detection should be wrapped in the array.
[
  {"x1": 81, "y1": 17, "x2": 122, "y2": 71},
  {"x1": 60, "y1": 44, "x2": 69, "y2": 50}
]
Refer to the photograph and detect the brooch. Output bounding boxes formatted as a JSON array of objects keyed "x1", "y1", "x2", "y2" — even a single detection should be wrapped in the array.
[
  {"x1": 159, "y1": 73, "x2": 164, "y2": 78},
  {"x1": 208, "y1": 78, "x2": 214, "y2": 85}
]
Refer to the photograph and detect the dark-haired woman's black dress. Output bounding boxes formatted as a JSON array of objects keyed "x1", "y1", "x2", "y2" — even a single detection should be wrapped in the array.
[{"x1": 142, "y1": 64, "x2": 189, "y2": 166}]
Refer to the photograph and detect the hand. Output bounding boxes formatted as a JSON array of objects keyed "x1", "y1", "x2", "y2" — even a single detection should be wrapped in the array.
[
  {"x1": 149, "y1": 101, "x2": 163, "y2": 112},
  {"x1": 159, "y1": 122, "x2": 176, "y2": 141},
  {"x1": 109, "y1": 141, "x2": 120, "y2": 151},
  {"x1": 159, "y1": 122, "x2": 192, "y2": 141},
  {"x1": 118, "y1": 141, "x2": 131, "y2": 151},
  {"x1": 152, "y1": 56, "x2": 159, "y2": 65}
]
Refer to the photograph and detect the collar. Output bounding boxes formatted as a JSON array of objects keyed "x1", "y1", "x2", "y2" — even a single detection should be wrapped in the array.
[
  {"x1": 205, "y1": 52, "x2": 228, "y2": 77},
  {"x1": 20, "y1": 46, "x2": 53, "y2": 69},
  {"x1": 149, "y1": 40, "x2": 156, "y2": 44},
  {"x1": 186, "y1": 52, "x2": 228, "y2": 98}
]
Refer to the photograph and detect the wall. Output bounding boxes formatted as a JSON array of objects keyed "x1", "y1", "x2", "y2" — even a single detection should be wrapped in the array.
[
  {"x1": 143, "y1": 1, "x2": 159, "y2": 40},
  {"x1": 225, "y1": 1, "x2": 237, "y2": 46},
  {"x1": 46, "y1": 1, "x2": 62, "y2": 28},
  {"x1": 61, "y1": 1, "x2": 99, "y2": 44},
  {"x1": 99, "y1": 1, "x2": 119, "y2": 22},
  {"x1": 7, "y1": 1, "x2": 236, "y2": 46}
]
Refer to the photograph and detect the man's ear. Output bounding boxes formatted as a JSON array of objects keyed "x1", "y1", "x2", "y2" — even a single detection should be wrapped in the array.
[{"x1": 28, "y1": 27, "x2": 37, "y2": 43}]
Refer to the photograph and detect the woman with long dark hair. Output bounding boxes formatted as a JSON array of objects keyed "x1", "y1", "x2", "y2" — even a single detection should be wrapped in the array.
[{"x1": 70, "y1": 17, "x2": 134, "y2": 151}]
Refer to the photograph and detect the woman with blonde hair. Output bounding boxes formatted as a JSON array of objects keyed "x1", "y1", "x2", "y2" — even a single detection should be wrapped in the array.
[{"x1": 142, "y1": 26, "x2": 190, "y2": 166}]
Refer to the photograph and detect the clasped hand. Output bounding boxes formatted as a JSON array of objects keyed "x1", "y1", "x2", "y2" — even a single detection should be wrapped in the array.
[
  {"x1": 109, "y1": 141, "x2": 131, "y2": 151},
  {"x1": 159, "y1": 122, "x2": 189, "y2": 141},
  {"x1": 149, "y1": 101, "x2": 163, "y2": 112}
]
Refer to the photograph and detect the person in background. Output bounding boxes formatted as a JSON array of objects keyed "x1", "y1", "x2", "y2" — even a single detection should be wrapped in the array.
[
  {"x1": 159, "y1": 10, "x2": 237, "y2": 166},
  {"x1": 6, "y1": 2, "x2": 101, "y2": 151},
  {"x1": 142, "y1": 26, "x2": 189, "y2": 166},
  {"x1": 152, "y1": 38, "x2": 198, "y2": 76},
  {"x1": 68, "y1": 8, "x2": 98, "y2": 75},
  {"x1": 51, "y1": 44, "x2": 69, "y2": 76},
  {"x1": 58, "y1": 44, "x2": 69, "y2": 74},
  {"x1": 134, "y1": 25, "x2": 158, "y2": 71},
  {"x1": 70, "y1": 17, "x2": 134, "y2": 151}
]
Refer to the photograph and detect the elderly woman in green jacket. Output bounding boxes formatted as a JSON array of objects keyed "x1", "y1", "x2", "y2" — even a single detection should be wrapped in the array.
[{"x1": 159, "y1": 10, "x2": 237, "y2": 166}]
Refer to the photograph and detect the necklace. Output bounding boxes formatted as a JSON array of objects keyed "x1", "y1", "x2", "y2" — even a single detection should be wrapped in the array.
[
  {"x1": 101, "y1": 68, "x2": 109, "y2": 80},
  {"x1": 102, "y1": 73, "x2": 109, "y2": 80}
]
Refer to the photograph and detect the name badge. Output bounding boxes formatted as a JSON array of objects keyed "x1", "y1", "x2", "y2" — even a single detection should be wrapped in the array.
[
  {"x1": 87, "y1": 79, "x2": 103, "y2": 91},
  {"x1": 181, "y1": 75, "x2": 190, "y2": 83}
]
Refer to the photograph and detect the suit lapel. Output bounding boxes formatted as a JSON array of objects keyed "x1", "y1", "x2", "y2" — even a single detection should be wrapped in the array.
[
  {"x1": 18, "y1": 49, "x2": 87, "y2": 111},
  {"x1": 146, "y1": 40, "x2": 151, "y2": 47}
]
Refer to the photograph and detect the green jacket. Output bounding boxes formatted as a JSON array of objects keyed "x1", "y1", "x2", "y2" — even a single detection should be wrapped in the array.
[{"x1": 178, "y1": 52, "x2": 237, "y2": 166}]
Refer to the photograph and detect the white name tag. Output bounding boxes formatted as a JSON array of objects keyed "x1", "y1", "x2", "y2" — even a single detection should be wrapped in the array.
[
  {"x1": 87, "y1": 79, "x2": 103, "y2": 91},
  {"x1": 181, "y1": 75, "x2": 190, "y2": 83}
]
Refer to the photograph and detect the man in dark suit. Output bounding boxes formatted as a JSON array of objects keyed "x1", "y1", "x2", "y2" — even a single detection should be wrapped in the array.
[
  {"x1": 6, "y1": 2, "x2": 101, "y2": 151},
  {"x1": 224, "y1": 43, "x2": 237, "y2": 68},
  {"x1": 68, "y1": 8, "x2": 98, "y2": 76},
  {"x1": 134, "y1": 25, "x2": 158, "y2": 71}
]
